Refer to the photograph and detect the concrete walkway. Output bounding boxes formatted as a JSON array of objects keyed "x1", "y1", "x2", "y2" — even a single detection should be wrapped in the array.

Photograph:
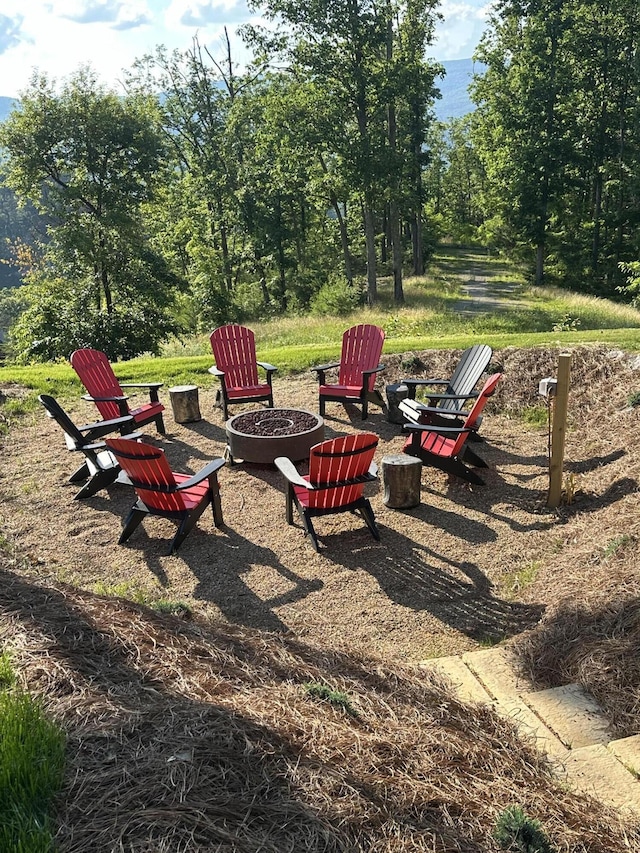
[{"x1": 420, "y1": 647, "x2": 640, "y2": 816}]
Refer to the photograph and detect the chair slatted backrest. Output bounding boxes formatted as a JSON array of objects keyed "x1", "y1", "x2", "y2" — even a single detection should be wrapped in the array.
[
  {"x1": 39, "y1": 394, "x2": 85, "y2": 451},
  {"x1": 105, "y1": 438, "x2": 186, "y2": 513},
  {"x1": 338, "y1": 325, "x2": 385, "y2": 391},
  {"x1": 449, "y1": 373, "x2": 502, "y2": 457},
  {"x1": 210, "y1": 325, "x2": 260, "y2": 389},
  {"x1": 439, "y1": 344, "x2": 493, "y2": 413},
  {"x1": 307, "y1": 433, "x2": 378, "y2": 510},
  {"x1": 71, "y1": 348, "x2": 124, "y2": 422}
]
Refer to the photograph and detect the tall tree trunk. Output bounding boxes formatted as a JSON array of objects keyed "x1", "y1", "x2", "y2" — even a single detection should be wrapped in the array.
[
  {"x1": 363, "y1": 199, "x2": 377, "y2": 305},
  {"x1": 411, "y1": 210, "x2": 424, "y2": 276},
  {"x1": 319, "y1": 153, "x2": 353, "y2": 286},
  {"x1": 386, "y1": 19, "x2": 404, "y2": 306},
  {"x1": 535, "y1": 244, "x2": 544, "y2": 286}
]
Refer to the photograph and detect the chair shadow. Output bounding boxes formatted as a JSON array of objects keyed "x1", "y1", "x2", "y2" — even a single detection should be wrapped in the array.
[
  {"x1": 326, "y1": 527, "x2": 545, "y2": 643},
  {"x1": 126, "y1": 525, "x2": 324, "y2": 635}
]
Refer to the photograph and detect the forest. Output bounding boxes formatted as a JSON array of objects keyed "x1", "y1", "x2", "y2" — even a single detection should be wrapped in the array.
[{"x1": 0, "y1": 0, "x2": 639, "y2": 362}]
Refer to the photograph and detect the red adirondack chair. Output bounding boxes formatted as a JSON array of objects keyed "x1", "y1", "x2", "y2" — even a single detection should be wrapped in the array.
[
  {"x1": 70, "y1": 348, "x2": 165, "y2": 434},
  {"x1": 39, "y1": 393, "x2": 138, "y2": 499},
  {"x1": 401, "y1": 373, "x2": 503, "y2": 485},
  {"x1": 275, "y1": 432, "x2": 380, "y2": 551},
  {"x1": 311, "y1": 324, "x2": 386, "y2": 420},
  {"x1": 209, "y1": 325, "x2": 277, "y2": 420},
  {"x1": 105, "y1": 438, "x2": 225, "y2": 555}
]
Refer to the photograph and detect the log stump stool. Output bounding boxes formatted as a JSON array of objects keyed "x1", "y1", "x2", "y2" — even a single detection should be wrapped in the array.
[
  {"x1": 169, "y1": 385, "x2": 202, "y2": 424},
  {"x1": 386, "y1": 383, "x2": 409, "y2": 424},
  {"x1": 382, "y1": 453, "x2": 422, "y2": 509}
]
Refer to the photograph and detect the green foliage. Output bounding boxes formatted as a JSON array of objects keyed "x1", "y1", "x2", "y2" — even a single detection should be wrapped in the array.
[
  {"x1": 472, "y1": 0, "x2": 640, "y2": 297},
  {"x1": 0, "y1": 683, "x2": 66, "y2": 853},
  {"x1": 151, "y1": 600, "x2": 193, "y2": 619},
  {"x1": 628, "y1": 391, "x2": 640, "y2": 408},
  {"x1": 521, "y1": 405, "x2": 549, "y2": 429},
  {"x1": 310, "y1": 276, "x2": 363, "y2": 316},
  {"x1": 303, "y1": 682, "x2": 359, "y2": 717},
  {"x1": 602, "y1": 535, "x2": 633, "y2": 561},
  {"x1": 0, "y1": 652, "x2": 15, "y2": 689},
  {"x1": 551, "y1": 314, "x2": 581, "y2": 333},
  {"x1": 0, "y1": 68, "x2": 182, "y2": 362},
  {"x1": 493, "y1": 805, "x2": 555, "y2": 853}
]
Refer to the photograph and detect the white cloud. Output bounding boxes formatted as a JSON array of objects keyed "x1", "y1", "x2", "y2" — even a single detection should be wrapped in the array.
[
  {"x1": 167, "y1": 0, "x2": 252, "y2": 28},
  {"x1": 0, "y1": 13, "x2": 25, "y2": 55},
  {"x1": 432, "y1": 0, "x2": 492, "y2": 61},
  {"x1": 47, "y1": 0, "x2": 151, "y2": 29}
]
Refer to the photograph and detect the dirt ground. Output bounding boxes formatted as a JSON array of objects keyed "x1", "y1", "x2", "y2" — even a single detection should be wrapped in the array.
[{"x1": 2, "y1": 344, "x2": 639, "y2": 665}]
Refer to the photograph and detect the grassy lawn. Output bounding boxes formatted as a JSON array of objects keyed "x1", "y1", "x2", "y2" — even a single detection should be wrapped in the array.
[{"x1": 1, "y1": 248, "x2": 639, "y2": 409}]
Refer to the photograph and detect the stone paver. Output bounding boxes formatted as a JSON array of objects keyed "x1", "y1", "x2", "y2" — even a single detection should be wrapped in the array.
[
  {"x1": 500, "y1": 698, "x2": 569, "y2": 760},
  {"x1": 462, "y1": 647, "x2": 529, "y2": 702},
  {"x1": 562, "y1": 744, "x2": 640, "y2": 815},
  {"x1": 523, "y1": 684, "x2": 611, "y2": 749},
  {"x1": 420, "y1": 650, "x2": 640, "y2": 815},
  {"x1": 608, "y1": 734, "x2": 640, "y2": 777},
  {"x1": 420, "y1": 655, "x2": 492, "y2": 705}
]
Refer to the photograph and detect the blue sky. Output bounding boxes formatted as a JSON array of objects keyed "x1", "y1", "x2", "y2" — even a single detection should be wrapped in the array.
[{"x1": 0, "y1": 0, "x2": 491, "y2": 98}]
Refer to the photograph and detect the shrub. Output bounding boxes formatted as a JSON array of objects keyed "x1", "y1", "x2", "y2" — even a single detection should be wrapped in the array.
[
  {"x1": 493, "y1": 805, "x2": 555, "y2": 852},
  {"x1": 310, "y1": 276, "x2": 362, "y2": 316}
]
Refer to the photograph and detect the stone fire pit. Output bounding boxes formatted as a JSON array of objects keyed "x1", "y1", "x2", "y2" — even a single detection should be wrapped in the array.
[{"x1": 226, "y1": 408, "x2": 324, "y2": 464}]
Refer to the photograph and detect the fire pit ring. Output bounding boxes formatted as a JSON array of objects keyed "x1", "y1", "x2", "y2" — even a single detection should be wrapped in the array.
[{"x1": 226, "y1": 408, "x2": 324, "y2": 464}]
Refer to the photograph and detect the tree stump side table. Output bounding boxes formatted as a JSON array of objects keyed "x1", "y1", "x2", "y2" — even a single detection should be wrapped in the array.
[
  {"x1": 169, "y1": 385, "x2": 202, "y2": 423},
  {"x1": 382, "y1": 453, "x2": 421, "y2": 508},
  {"x1": 386, "y1": 383, "x2": 410, "y2": 424}
]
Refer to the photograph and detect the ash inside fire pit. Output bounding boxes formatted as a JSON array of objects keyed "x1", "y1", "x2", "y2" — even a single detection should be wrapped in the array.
[
  {"x1": 231, "y1": 409, "x2": 319, "y2": 437},
  {"x1": 226, "y1": 408, "x2": 324, "y2": 464}
]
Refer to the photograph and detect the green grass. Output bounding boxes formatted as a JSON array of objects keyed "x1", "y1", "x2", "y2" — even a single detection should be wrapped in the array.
[
  {"x1": 0, "y1": 656, "x2": 66, "y2": 853},
  {"x1": 303, "y1": 682, "x2": 360, "y2": 717},
  {"x1": 1, "y1": 251, "x2": 639, "y2": 400}
]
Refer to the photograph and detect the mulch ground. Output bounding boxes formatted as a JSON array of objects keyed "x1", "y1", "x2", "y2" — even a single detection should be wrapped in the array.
[{"x1": 1, "y1": 342, "x2": 640, "y2": 851}]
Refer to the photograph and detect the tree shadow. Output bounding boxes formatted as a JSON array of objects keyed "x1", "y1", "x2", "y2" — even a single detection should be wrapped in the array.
[
  {"x1": 326, "y1": 528, "x2": 544, "y2": 643},
  {"x1": 0, "y1": 569, "x2": 354, "y2": 850}
]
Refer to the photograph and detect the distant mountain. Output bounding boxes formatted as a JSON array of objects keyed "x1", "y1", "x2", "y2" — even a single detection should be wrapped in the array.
[
  {"x1": 0, "y1": 97, "x2": 17, "y2": 122},
  {"x1": 434, "y1": 58, "x2": 485, "y2": 122},
  {"x1": 0, "y1": 60, "x2": 479, "y2": 126}
]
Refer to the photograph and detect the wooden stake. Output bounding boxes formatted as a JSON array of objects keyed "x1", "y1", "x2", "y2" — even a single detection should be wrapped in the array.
[{"x1": 547, "y1": 353, "x2": 572, "y2": 508}]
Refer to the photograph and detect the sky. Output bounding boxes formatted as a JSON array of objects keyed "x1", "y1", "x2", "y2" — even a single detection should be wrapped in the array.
[{"x1": 0, "y1": 0, "x2": 491, "y2": 99}]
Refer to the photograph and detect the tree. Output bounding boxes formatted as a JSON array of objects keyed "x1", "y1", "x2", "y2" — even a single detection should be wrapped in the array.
[
  {"x1": 245, "y1": 0, "x2": 440, "y2": 306},
  {"x1": 0, "y1": 67, "x2": 181, "y2": 361},
  {"x1": 472, "y1": 0, "x2": 575, "y2": 285}
]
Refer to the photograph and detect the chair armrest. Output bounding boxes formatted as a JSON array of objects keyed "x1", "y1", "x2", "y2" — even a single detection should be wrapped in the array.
[
  {"x1": 404, "y1": 423, "x2": 471, "y2": 436},
  {"x1": 76, "y1": 432, "x2": 143, "y2": 452},
  {"x1": 208, "y1": 366, "x2": 224, "y2": 377},
  {"x1": 310, "y1": 362, "x2": 340, "y2": 374},
  {"x1": 119, "y1": 382, "x2": 162, "y2": 404},
  {"x1": 423, "y1": 391, "x2": 478, "y2": 403},
  {"x1": 175, "y1": 458, "x2": 225, "y2": 491},
  {"x1": 120, "y1": 383, "x2": 163, "y2": 390},
  {"x1": 257, "y1": 361, "x2": 277, "y2": 374},
  {"x1": 402, "y1": 378, "x2": 448, "y2": 399},
  {"x1": 275, "y1": 457, "x2": 312, "y2": 489},
  {"x1": 362, "y1": 363, "x2": 386, "y2": 378},
  {"x1": 82, "y1": 392, "x2": 129, "y2": 403},
  {"x1": 78, "y1": 414, "x2": 135, "y2": 435}
]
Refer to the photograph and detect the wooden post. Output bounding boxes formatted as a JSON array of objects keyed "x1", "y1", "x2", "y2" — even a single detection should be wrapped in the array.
[{"x1": 547, "y1": 353, "x2": 572, "y2": 508}]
